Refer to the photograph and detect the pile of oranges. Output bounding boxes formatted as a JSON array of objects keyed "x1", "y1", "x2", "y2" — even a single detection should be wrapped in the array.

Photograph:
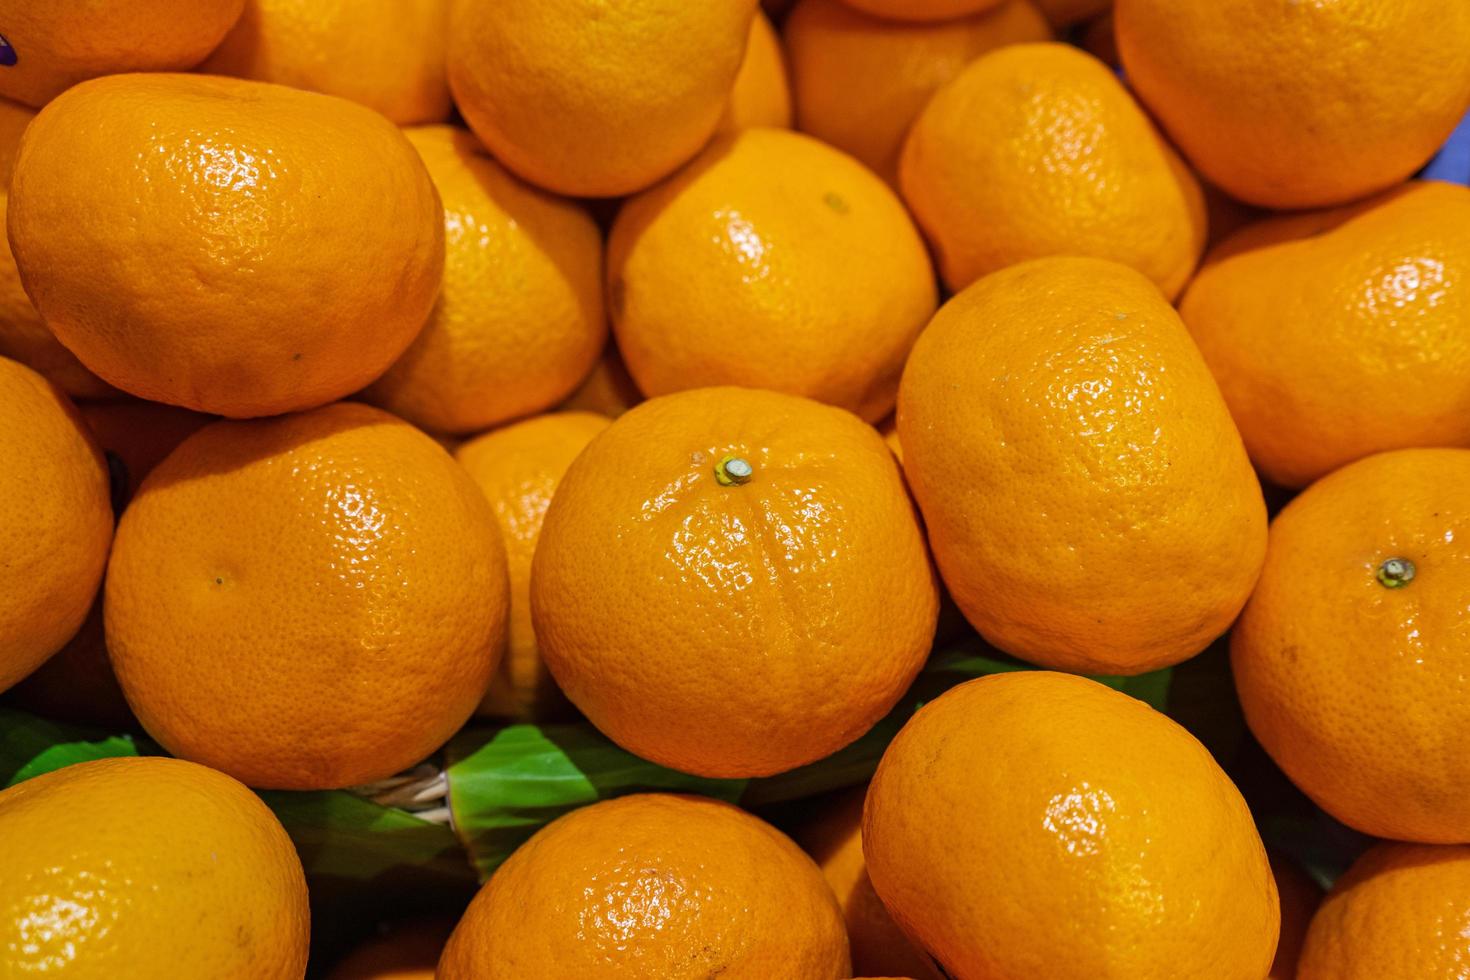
[{"x1": 1, "y1": 0, "x2": 1469, "y2": 977}]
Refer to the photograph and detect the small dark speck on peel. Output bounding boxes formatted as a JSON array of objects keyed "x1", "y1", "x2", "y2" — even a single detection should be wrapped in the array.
[
  {"x1": 0, "y1": 35, "x2": 16, "y2": 68},
  {"x1": 823, "y1": 191, "x2": 849, "y2": 214},
  {"x1": 291, "y1": 352, "x2": 302, "y2": 362}
]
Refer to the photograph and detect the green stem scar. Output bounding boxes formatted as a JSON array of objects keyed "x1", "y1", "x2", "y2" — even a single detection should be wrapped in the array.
[
  {"x1": 1377, "y1": 557, "x2": 1416, "y2": 589},
  {"x1": 714, "y1": 455, "x2": 753, "y2": 486}
]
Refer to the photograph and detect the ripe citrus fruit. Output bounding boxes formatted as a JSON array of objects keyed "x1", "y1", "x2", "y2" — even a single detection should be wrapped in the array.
[
  {"x1": 0, "y1": 357, "x2": 111, "y2": 695},
  {"x1": 200, "y1": 0, "x2": 451, "y2": 125},
  {"x1": 439, "y1": 794, "x2": 850, "y2": 978},
  {"x1": 718, "y1": 11, "x2": 792, "y2": 132},
  {"x1": 105, "y1": 402, "x2": 509, "y2": 790},
  {"x1": 796, "y1": 789, "x2": 943, "y2": 980},
  {"x1": 1233, "y1": 448, "x2": 1470, "y2": 843},
  {"x1": 0, "y1": 99, "x2": 109, "y2": 399},
  {"x1": 608, "y1": 128, "x2": 937, "y2": 423},
  {"x1": 363, "y1": 126, "x2": 605, "y2": 434},
  {"x1": 864, "y1": 671, "x2": 1279, "y2": 979},
  {"x1": 455, "y1": 411, "x2": 611, "y2": 720},
  {"x1": 1298, "y1": 842, "x2": 1470, "y2": 979},
  {"x1": 897, "y1": 257, "x2": 1266, "y2": 674},
  {"x1": 327, "y1": 920, "x2": 453, "y2": 980},
  {"x1": 0, "y1": 756, "x2": 309, "y2": 978},
  {"x1": 1115, "y1": 0, "x2": 1470, "y2": 209},
  {"x1": 9, "y1": 399, "x2": 210, "y2": 728},
  {"x1": 900, "y1": 42, "x2": 1206, "y2": 298},
  {"x1": 447, "y1": 0, "x2": 758, "y2": 197},
  {"x1": 0, "y1": 0, "x2": 245, "y2": 107},
  {"x1": 1180, "y1": 180, "x2": 1470, "y2": 488},
  {"x1": 1270, "y1": 854, "x2": 1323, "y2": 980},
  {"x1": 8, "y1": 73, "x2": 444, "y2": 418},
  {"x1": 531, "y1": 387, "x2": 938, "y2": 778},
  {"x1": 840, "y1": 0, "x2": 1006, "y2": 21},
  {"x1": 785, "y1": 0, "x2": 1050, "y2": 186},
  {"x1": 558, "y1": 342, "x2": 643, "y2": 418}
]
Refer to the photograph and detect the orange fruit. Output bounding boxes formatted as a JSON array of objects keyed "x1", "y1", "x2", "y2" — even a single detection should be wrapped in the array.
[
  {"x1": 531, "y1": 387, "x2": 938, "y2": 778},
  {"x1": 558, "y1": 342, "x2": 643, "y2": 418},
  {"x1": 718, "y1": 11, "x2": 792, "y2": 132},
  {"x1": 839, "y1": 0, "x2": 1007, "y2": 21},
  {"x1": 447, "y1": 0, "x2": 758, "y2": 197},
  {"x1": 105, "y1": 402, "x2": 509, "y2": 790},
  {"x1": 864, "y1": 671, "x2": 1279, "y2": 979},
  {"x1": 1034, "y1": 0, "x2": 1109, "y2": 28},
  {"x1": 0, "y1": 0, "x2": 245, "y2": 107},
  {"x1": 1115, "y1": 0, "x2": 1470, "y2": 209},
  {"x1": 0, "y1": 99, "x2": 110, "y2": 399},
  {"x1": 900, "y1": 42, "x2": 1206, "y2": 298},
  {"x1": 0, "y1": 357, "x2": 111, "y2": 695},
  {"x1": 439, "y1": 794, "x2": 850, "y2": 978},
  {"x1": 1233, "y1": 448, "x2": 1470, "y2": 843},
  {"x1": 7, "y1": 73, "x2": 444, "y2": 418},
  {"x1": 327, "y1": 920, "x2": 453, "y2": 980},
  {"x1": 0, "y1": 756, "x2": 309, "y2": 977},
  {"x1": 785, "y1": 0, "x2": 1050, "y2": 186},
  {"x1": 1180, "y1": 181, "x2": 1470, "y2": 489},
  {"x1": 796, "y1": 789, "x2": 944, "y2": 980},
  {"x1": 898, "y1": 257, "x2": 1265, "y2": 674},
  {"x1": 9, "y1": 399, "x2": 211, "y2": 728},
  {"x1": 1270, "y1": 854, "x2": 1323, "y2": 980},
  {"x1": 363, "y1": 126, "x2": 605, "y2": 435},
  {"x1": 455, "y1": 411, "x2": 611, "y2": 720},
  {"x1": 199, "y1": 0, "x2": 451, "y2": 124},
  {"x1": 1298, "y1": 842, "x2": 1470, "y2": 979},
  {"x1": 608, "y1": 128, "x2": 937, "y2": 423}
]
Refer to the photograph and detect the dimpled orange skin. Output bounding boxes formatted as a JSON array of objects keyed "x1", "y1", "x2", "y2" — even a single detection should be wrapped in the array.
[
  {"x1": 900, "y1": 42, "x2": 1206, "y2": 298},
  {"x1": 455, "y1": 411, "x2": 611, "y2": 720},
  {"x1": 717, "y1": 12, "x2": 792, "y2": 133},
  {"x1": 0, "y1": 358, "x2": 111, "y2": 696},
  {"x1": 439, "y1": 794, "x2": 850, "y2": 978},
  {"x1": 1270, "y1": 854, "x2": 1323, "y2": 980},
  {"x1": 9, "y1": 400, "x2": 211, "y2": 728},
  {"x1": 447, "y1": 0, "x2": 758, "y2": 198},
  {"x1": 785, "y1": 0, "x2": 1050, "y2": 187},
  {"x1": 363, "y1": 126, "x2": 605, "y2": 435},
  {"x1": 0, "y1": 99, "x2": 112, "y2": 400},
  {"x1": 105, "y1": 402, "x2": 509, "y2": 790},
  {"x1": 1116, "y1": 0, "x2": 1470, "y2": 210},
  {"x1": 864, "y1": 672, "x2": 1279, "y2": 980},
  {"x1": 531, "y1": 387, "x2": 938, "y2": 778},
  {"x1": 1233, "y1": 449, "x2": 1470, "y2": 843},
  {"x1": 1180, "y1": 182, "x2": 1470, "y2": 490},
  {"x1": 840, "y1": 0, "x2": 1006, "y2": 21},
  {"x1": 609, "y1": 128, "x2": 937, "y2": 424},
  {"x1": 326, "y1": 920, "x2": 452, "y2": 980},
  {"x1": 0, "y1": 0, "x2": 245, "y2": 107},
  {"x1": 200, "y1": 0, "x2": 451, "y2": 125},
  {"x1": 796, "y1": 789, "x2": 944, "y2": 980},
  {"x1": 0, "y1": 757, "x2": 308, "y2": 978},
  {"x1": 1298, "y1": 843, "x2": 1470, "y2": 979},
  {"x1": 898, "y1": 257, "x2": 1266, "y2": 674},
  {"x1": 7, "y1": 73, "x2": 444, "y2": 419}
]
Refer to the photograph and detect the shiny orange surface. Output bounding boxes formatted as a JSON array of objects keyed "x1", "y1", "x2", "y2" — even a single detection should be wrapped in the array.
[
  {"x1": 104, "y1": 402, "x2": 508, "y2": 789},
  {"x1": 863, "y1": 672, "x2": 1279, "y2": 979},
  {"x1": 1234, "y1": 448, "x2": 1470, "y2": 843},
  {"x1": 7, "y1": 73, "x2": 444, "y2": 418},
  {"x1": 898, "y1": 256, "x2": 1265, "y2": 674},
  {"x1": 439, "y1": 794, "x2": 849, "y2": 978},
  {"x1": 531, "y1": 386, "x2": 938, "y2": 778},
  {"x1": 0, "y1": 757, "x2": 308, "y2": 978}
]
